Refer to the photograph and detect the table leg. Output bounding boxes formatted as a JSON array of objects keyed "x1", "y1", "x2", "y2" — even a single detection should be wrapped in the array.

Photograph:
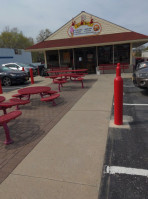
[
  {"x1": 15, "y1": 105, "x2": 20, "y2": 110},
  {"x1": 58, "y1": 84, "x2": 61, "y2": 92},
  {"x1": 3, "y1": 109, "x2": 7, "y2": 115},
  {"x1": 28, "y1": 94, "x2": 30, "y2": 100},
  {"x1": 3, "y1": 123, "x2": 13, "y2": 145},
  {"x1": 52, "y1": 100, "x2": 56, "y2": 106},
  {"x1": 81, "y1": 80, "x2": 84, "y2": 88}
]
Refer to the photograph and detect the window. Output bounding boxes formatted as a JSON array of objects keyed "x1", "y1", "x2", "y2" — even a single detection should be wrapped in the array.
[
  {"x1": 14, "y1": 49, "x2": 22, "y2": 55},
  {"x1": 114, "y1": 44, "x2": 130, "y2": 64},
  {"x1": 46, "y1": 50, "x2": 59, "y2": 67},
  {"x1": 60, "y1": 49, "x2": 73, "y2": 67},
  {"x1": 98, "y1": 45, "x2": 113, "y2": 65},
  {"x1": 98, "y1": 44, "x2": 130, "y2": 65}
]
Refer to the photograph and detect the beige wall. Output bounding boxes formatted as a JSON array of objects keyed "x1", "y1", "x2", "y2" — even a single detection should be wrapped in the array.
[{"x1": 46, "y1": 12, "x2": 130, "y2": 41}]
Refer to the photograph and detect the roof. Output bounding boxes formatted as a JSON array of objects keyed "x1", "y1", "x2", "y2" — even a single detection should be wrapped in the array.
[
  {"x1": 46, "y1": 11, "x2": 131, "y2": 41},
  {"x1": 27, "y1": 32, "x2": 148, "y2": 51}
]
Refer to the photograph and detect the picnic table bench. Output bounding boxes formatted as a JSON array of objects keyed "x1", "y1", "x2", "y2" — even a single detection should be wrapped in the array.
[
  {"x1": 71, "y1": 77, "x2": 84, "y2": 88},
  {"x1": 53, "y1": 79, "x2": 67, "y2": 92},
  {"x1": 0, "y1": 96, "x2": 6, "y2": 103},
  {"x1": 41, "y1": 93, "x2": 60, "y2": 106},
  {"x1": 12, "y1": 93, "x2": 29, "y2": 99},
  {"x1": 41, "y1": 90, "x2": 58, "y2": 96},
  {"x1": 9, "y1": 98, "x2": 30, "y2": 110}
]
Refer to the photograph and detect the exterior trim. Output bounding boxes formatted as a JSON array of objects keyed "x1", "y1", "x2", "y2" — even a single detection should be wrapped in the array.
[{"x1": 27, "y1": 38, "x2": 148, "y2": 52}]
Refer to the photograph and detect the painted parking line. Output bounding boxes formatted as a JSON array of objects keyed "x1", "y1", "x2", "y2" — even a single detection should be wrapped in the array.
[
  {"x1": 123, "y1": 103, "x2": 148, "y2": 106},
  {"x1": 104, "y1": 166, "x2": 148, "y2": 177},
  {"x1": 113, "y1": 103, "x2": 148, "y2": 106}
]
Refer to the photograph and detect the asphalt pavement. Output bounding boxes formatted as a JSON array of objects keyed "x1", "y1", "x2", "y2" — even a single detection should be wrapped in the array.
[{"x1": 99, "y1": 77, "x2": 148, "y2": 199}]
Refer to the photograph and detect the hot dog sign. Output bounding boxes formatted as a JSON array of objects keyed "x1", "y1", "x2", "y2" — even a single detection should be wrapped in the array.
[{"x1": 68, "y1": 15, "x2": 102, "y2": 37}]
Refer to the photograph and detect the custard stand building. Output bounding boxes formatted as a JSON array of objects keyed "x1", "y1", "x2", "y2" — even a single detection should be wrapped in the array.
[{"x1": 27, "y1": 11, "x2": 148, "y2": 74}]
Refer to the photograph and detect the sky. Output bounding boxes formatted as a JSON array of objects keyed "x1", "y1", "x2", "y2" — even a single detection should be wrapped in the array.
[{"x1": 0, "y1": 0, "x2": 148, "y2": 43}]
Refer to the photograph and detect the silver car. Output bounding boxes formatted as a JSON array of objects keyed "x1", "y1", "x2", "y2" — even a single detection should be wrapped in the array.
[{"x1": 2, "y1": 63, "x2": 37, "y2": 76}]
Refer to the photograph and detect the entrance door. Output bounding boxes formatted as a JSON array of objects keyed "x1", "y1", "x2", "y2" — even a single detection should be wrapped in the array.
[{"x1": 74, "y1": 47, "x2": 96, "y2": 74}]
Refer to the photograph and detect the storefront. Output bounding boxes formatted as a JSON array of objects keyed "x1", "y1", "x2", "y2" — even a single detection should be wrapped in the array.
[{"x1": 27, "y1": 11, "x2": 148, "y2": 74}]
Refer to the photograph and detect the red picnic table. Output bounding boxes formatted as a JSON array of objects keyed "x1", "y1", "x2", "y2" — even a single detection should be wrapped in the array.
[
  {"x1": 48, "y1": 73, "x2": 83, "y2": 80},
  {"x1": 0, "y1": 99, "x2": 30, "y2": 114},
  {"x1": 18, "y1": 86, "x2": 61, "y2": 106},
  {"x1": 46, "y1": 73, "x2": 85, "y2": 92},
  {"x1": 18, "y1": 86, "x2": 51, "y2": 100}
]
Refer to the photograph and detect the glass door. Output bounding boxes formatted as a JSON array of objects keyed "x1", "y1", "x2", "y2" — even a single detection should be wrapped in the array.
[{"x1": 74, "y1": 47, "x2": 96, "y2": 74}]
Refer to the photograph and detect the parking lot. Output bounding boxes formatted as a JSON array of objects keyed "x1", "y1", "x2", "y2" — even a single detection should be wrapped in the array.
[
  {"x1": 1, "y1": 76, "x2": 44, "y2": 93},
  {"x1": 1, "y1": 82, "x2": 30, "y2": 93},
  {"x1": 99, "y1": 77, "x2": 148, "y2": 199}
]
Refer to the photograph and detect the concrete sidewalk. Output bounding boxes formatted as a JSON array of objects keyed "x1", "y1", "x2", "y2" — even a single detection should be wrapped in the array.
[{"x1": 0, "y1": 74, "x2": 129, "y2": 199}]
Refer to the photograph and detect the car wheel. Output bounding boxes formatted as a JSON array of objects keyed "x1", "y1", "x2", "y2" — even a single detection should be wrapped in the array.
[{"x1": 2, "y1": 77, "x2": 12, "y2": 86}]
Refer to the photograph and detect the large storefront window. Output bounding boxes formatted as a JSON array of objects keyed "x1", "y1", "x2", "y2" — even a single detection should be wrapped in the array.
[
  {"x1": 98, "y1": 44, "x2": 130, "y2": 66},
  {"x1": 98, "y1": 45, "x2": 113, "y2": 65},
  {"x1": 114, "y1": 44, "x2": 130, "y2": 64},
  {"x1": 60, "y1": 49, "x2": 73, "y2": 68},
  {"x1": 46, "y1": 50, "x2": 59, "y2": 68}
]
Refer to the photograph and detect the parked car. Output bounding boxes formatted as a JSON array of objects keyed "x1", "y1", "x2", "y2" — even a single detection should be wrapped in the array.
[
  {"x1": 38, "y1": 64, "x2": 48, "y2": 76},
  {"x1": 133, "y1": 62, "x2": 148, "y2": 88},
  {"x1": 27, "y1": 63, "x2": 48, "y2": 76},
  {"x1": 0, "y1": 66, "x2": 29, "y2": 86},
  {"x1": 2, "y1": 63, "x2": 37, "y2": 76}
]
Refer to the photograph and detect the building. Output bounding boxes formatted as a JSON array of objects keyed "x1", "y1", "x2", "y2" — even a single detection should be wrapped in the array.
[
  {"x1": 0, "y1": 48, "x2": 32, "y2": 65},
  {"x1": 142, "y1": 50, "x2": 148, "y2": 58},
  {"x1": 26, "y1": 11, "x2": 148, "y2": 74}
]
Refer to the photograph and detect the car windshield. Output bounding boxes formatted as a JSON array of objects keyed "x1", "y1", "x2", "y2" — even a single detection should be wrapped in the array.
[
  {"x1": 137, "y1": 62, "x2": 148, "y2": 70},
  {"x1": 0, "y1": 66, "x2": 14, "y2": 72},
  {"x1": 16, "y1": 63, "x2": 36, "y2": 68},
  {"x1": 16, "y1": 63, "x2": 30, "y2": 68},
  {"x1": 28, "y1": 64, "x2": 36, "y2": 67}
]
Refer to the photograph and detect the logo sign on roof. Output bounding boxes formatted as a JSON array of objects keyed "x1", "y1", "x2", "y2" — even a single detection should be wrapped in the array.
[{"x1": 68, "y1": 15, "x2": 102, "y2": 38}]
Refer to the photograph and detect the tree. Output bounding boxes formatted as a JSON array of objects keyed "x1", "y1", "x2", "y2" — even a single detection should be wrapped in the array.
[
  {"x1": 144, "y1": 46, "x2": 148, "y2": 51},
  {"x1": 32, "y1": 51, "x2": 45, "y2": 63},
  {"x1": 32, "y1": 28, "x2": 51, "y2": 63},
  {"x1": 133, "y1": 45, "x2": 146, "y2": 57},
  {"x1": 36, "y1": 28, "x2": 51, "y2": 43},
  {"x1": 0, "y1": 27, "x2": 34, "y2": 49}
]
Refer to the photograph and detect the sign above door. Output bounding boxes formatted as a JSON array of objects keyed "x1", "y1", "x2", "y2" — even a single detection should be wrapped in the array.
[{"x1": 68, "y1": 14, "x2": 102, "y2": 38}]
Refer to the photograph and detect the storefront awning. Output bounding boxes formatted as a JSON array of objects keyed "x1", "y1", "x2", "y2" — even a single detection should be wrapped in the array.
[{"x1": 26, "y1": 32, "x2": 148, "y2": 52}]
